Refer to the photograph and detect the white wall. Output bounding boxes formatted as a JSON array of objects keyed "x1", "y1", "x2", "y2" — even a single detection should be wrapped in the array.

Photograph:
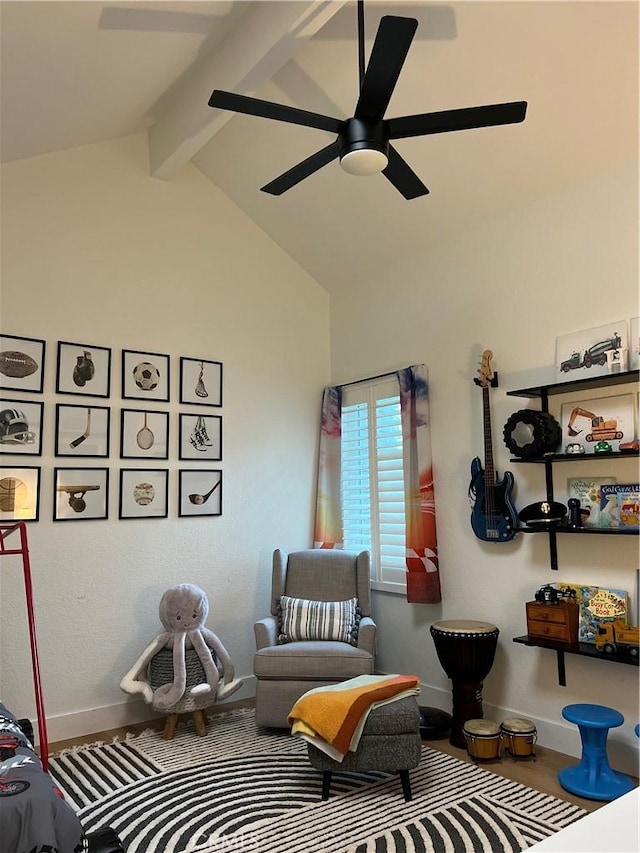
[
  {"x1": 330, "y1": 161, "x2": 639, "y2": 775},
  {"x1": 0, "y1": 134, "x2": 330, "y2": 740}
]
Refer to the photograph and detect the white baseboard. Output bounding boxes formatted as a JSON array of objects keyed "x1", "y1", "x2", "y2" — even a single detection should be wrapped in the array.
[
  {"x1": 416, "y1": 682, "x2": 640, "y2": 778},
  {"x1": 38, "y1": 675, "x2": 257, "y2": 747},
  {"x1": 35, "y1": 674, "x2": 639, "y2": 778}
]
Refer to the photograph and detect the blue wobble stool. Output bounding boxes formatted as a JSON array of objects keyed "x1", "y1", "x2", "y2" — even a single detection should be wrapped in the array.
[{"x1": 558, "y1": 704, "x2": 635, "y2": 801}]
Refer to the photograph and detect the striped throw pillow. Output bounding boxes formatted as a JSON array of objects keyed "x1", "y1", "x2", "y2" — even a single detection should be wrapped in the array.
[{"x1": 277, "y1": 596, "x2": 360, "y2": 646}]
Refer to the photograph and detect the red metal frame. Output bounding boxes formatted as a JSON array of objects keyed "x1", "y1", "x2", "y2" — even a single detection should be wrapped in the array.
[{"x1": 0, "y1": 521, "x2": 49, "y2": 770}]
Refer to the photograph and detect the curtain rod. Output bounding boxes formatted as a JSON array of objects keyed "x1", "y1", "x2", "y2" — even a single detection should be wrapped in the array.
[{"x1": 335, "y1": 369, "x2": 400, "y2": 389}]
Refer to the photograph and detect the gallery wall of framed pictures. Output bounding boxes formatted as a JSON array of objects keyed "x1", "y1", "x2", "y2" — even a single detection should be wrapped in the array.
[{"x1": 0, "y1": 335, "x2": 224, "y2": 523}]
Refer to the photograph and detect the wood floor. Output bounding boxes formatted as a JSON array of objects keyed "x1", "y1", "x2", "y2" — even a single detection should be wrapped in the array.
[{"x1": 48, "y1": 698, "x2": 637, "y2": 816}]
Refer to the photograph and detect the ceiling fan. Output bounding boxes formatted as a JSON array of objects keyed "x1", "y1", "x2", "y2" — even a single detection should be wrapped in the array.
[{"x1": 208, "y1": 1, "x2": 527, "y2": 199}]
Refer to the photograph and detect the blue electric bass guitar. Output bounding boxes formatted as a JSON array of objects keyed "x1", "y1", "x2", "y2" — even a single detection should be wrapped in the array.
[{"x1": 469, "y1": 350, "x2": 517, "y2": 542}]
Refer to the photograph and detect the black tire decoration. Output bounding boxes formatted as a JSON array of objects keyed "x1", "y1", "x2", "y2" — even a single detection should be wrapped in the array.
[{"x1": 503, "y1": 409, "x2": 562, "y2": 458}]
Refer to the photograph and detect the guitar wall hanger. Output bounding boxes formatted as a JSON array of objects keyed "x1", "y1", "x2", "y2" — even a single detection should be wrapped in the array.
[{"x1": 474, "y1": 372, "x2": 499, "y2": 389}]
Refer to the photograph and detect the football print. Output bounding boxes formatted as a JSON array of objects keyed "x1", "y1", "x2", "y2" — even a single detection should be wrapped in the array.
[
  {"x1": 0, "y1": 351, "x2": 38, "y2": 378},
  {"x1": 133, "y1": 362, "x2": 160, "y2": 391}
]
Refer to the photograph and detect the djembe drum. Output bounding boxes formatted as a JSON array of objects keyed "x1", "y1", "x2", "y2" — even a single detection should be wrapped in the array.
[{"x1": 430, "y1": 619, "x2": 499, "y2": 748}]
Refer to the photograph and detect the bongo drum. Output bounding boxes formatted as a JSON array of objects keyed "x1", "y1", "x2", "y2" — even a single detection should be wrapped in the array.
[
  {"x1": 501, "y1": 717, "x2": 537, "y2": 759},
  {"x1": 430, "y1": 619, "x2": 499, "y2": 748},
  {"x1": 463, "y1": 719, "x2": 502, "y2": 761}
]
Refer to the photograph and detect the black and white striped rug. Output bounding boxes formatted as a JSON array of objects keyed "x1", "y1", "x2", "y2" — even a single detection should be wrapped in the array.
[{"x1": 49, "y1": 708, "x2": 586, "y2": 853}]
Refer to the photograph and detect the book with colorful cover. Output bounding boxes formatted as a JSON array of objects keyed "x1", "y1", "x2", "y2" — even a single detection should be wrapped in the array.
[
  {"x1": 599, "y1": 483, "x2": 640, "y2": 529},
  {"x1": 566, "y1": 476, "x2": 616, "y2": 528},
  {"x1": 575, "y1": 585, "x2": 629, "y2": 644}
]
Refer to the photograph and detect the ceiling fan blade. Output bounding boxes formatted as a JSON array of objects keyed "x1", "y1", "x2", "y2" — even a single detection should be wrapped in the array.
[
  {"x1": 261, "y1": 140, "x2": 341, "y2": 195},
  {"x1": 382, "y1": 145, "x2": 429, "y2": 199},
  {"x1": 208, "y1": 90, "x2": 341, "y2": 133},
  {"x1": 354, "y1": 15, "x2": 418, "y2": 121},
  {"x1": 388, "y1": 101, "x2": 527, "y2": 139}
]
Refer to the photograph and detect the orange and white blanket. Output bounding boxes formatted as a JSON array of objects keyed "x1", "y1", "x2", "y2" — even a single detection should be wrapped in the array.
[{"x1": 288, "y1": 674, "x2": 420, "y2": 761}]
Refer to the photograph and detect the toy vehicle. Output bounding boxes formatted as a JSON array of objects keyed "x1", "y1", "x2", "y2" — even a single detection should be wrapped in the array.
[
  {"x1": 595, "y1": 620, "x2": 639, "y2": 659},
  {"x1": 619, "y1": 439, "x2": 639, "y2": 452},
  {"x1": 582, "y1": 333, "x2": 622, "y2": 368},
  {"x1": 560, "y1": 351, "x2": 582, "y2": 372},
  {"x1": 535, "y1": 584, "x2": 561, "y2": 604}
]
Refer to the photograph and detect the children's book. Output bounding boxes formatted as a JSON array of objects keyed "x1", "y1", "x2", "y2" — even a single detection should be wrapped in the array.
[
  {"x1": 566, "y1": 477, "x2": 616, "y2": 527},
  {"x1": 575, "y1": 585, "x2": 629, "y2": 644},
  {"x1": 599, "y1": 484, "x2": 640, "y2": 529}
]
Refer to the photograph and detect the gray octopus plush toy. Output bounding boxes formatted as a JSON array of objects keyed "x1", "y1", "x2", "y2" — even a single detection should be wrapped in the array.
[{"x1": 120, "y1": 583, "x2": 242, "y2": 712}]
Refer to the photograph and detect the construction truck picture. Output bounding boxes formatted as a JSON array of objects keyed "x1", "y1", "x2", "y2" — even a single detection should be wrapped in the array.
[
  {"x1": 567, "y1": 407, "x2": 624, "y2": 443},
  {"x1": 595, "y1": 620, "x2": 639, "y2": 659},
  {"x1": 559, "y1": 332, "x2": 623, "y2": 372}
]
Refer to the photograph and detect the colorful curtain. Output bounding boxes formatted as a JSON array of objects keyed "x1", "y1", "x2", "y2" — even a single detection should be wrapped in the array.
[
  {"x1": 313, "y1": 385, "x2": 343, "y2": 549},
  {"x1": 397, "y1": 365, "x2": 441, "y2": 604}
]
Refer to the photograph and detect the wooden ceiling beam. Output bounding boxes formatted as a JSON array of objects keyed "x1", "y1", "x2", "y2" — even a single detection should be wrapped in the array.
[{"x1": 148, "y1": 0, "x2": 346, "y2": 180}]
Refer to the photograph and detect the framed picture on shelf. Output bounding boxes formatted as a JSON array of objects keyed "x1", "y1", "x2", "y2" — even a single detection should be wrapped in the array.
[
  {"x1": 120, "y1": 409, "x2": 169, "y2": 459},
  {"x1": 0, "y1": 398, "x2": 43, "y2": 456},
  {"x1": 55, "y1": 404, "x2": 110, "y2": 458},
  {"x1": 119, "y1": 469, "x2": 168, "y2": 519},
  {"x1": 179, "y1": 357, "x2": 222, "y2": 407},
  {"x1": 122, "y1": 349, "x2": 170, "y2": 402},
  {"x1": 629, "y1": 316, "x2": 640, "y2": 370},
  {"x1": 53, "y1": 467, "x2": 109, "y2": 521},
  {"x1": 178, "y1": 469, "x2": 222, "y2": 517},
  {"x1": 0, "y1": 334, "x2": 46, "y2": 394},
  {"x1": 178, "y1": 413, "x2": 222, "y2": 460},
  {"x1": 56, "y1": 340, "x2": 111, "y2": 398},
  {"x1": 560, "y1": 394, "x2": 635, "y2": 454},
  {"x1": 555, "y1": 321, "x2": 628, "y2": 380},
  {"x1": 0, "y1": 465, "x2": 41, "y2": 521}
]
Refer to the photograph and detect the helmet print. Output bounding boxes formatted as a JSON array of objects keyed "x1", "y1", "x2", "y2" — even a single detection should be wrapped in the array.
[{"x1": 0, "y1": 409, "x2": 36, "y2": 444}]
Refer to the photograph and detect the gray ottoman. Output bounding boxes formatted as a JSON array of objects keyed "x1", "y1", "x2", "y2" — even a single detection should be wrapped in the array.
[{"x1": 306, "y1": 695, "x2": 422, "y2": 800}]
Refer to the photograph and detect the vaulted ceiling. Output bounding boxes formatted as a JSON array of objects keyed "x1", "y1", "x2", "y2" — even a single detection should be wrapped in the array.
[{"x1": 1, "y1": 1, "x2": 637, "y2": 293}]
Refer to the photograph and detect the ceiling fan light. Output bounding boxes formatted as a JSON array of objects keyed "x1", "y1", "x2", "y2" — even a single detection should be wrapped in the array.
[{"x1": 340, "y1": 148, "x2": 388, "y2": 176}]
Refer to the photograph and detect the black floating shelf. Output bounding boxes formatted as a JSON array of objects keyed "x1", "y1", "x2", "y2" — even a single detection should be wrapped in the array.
[
  {"x1": 517, "y1": 526, "x2": 638, "y2": 536},
  {"x1": 513, "y1": 635, "x2": 638, "y2": 686},
  {"x1": 510, "y1": 451, "x2": 639, "y2": 463},
  {"x1": 506, "y1": 370, "x2": 639, "y2": 399}
]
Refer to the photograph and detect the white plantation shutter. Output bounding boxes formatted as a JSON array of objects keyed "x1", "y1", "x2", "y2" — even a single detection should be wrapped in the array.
[{"x1": 341, "y1": 378, "x2": 406, "y2": 591}]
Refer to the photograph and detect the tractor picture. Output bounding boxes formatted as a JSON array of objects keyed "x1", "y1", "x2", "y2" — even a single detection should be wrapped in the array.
[{"x1": 567, "y1": 407, "x2": 624, "y2": 442}]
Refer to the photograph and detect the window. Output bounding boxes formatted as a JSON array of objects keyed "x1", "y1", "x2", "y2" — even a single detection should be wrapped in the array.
[{"x1": 341, "y1": 377, "x2": 406, "y2": 593}]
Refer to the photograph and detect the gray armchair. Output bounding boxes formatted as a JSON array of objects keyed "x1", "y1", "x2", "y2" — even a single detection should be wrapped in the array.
[{"x1": 254, "y1": 548, "x2": 376, "y2": 728}]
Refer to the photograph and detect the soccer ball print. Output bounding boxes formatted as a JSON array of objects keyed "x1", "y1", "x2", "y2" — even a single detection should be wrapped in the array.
[
  {"x1": 133, "y1": 362, "x2": 160, "y2": 391},
  {"x1": 122, "y1": 350, "x2": 170, "y2": 401}
]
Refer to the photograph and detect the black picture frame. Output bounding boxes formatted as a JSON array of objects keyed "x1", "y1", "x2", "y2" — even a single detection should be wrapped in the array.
[
  {"x1": 178, "y1": 413, "x2": 222, "y2": 461},
  {"x1": 119, "y1": 468, "x2": 168, "y2": 520},
  {"x1": 178, "y1": 469, "x2": 222, "y2": 517},
  {"x1": 55, "y1": 403, "x2": 110, "y2": 458},
  {"x1": 179, "y1": 357, "x2": 222, "y2": 407},
  {"x1": 120, "y1": 408, "x2": 169, "y2": 460},
  {"x1": 53, "y1": 467, "x2": 109, "y2": 521},
  {"x1": 122, "y1": 349, "x2": 170, "y2": 402},
  {"x1": 0, "y1": 334, "x2": 46, "y2": 394},
  {"x1": 0, "y1": 398, "x2": 43, "y2": 456},
  {"x1": 56, "y1": 340, "x2": 111, "y2": 398},
  {"x1": 0, "y1": 465, "x2": 41, "y2": 522}
]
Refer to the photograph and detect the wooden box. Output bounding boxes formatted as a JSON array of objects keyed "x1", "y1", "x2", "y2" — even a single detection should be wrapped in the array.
[{"x1": 526, "y1": 600, "x2": 579, "y2": 644}]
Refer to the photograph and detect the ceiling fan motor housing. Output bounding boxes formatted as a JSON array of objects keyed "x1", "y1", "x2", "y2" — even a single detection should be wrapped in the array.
[{"x1": 338, "y1": 118, "x2": 389, "y2": 157}]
